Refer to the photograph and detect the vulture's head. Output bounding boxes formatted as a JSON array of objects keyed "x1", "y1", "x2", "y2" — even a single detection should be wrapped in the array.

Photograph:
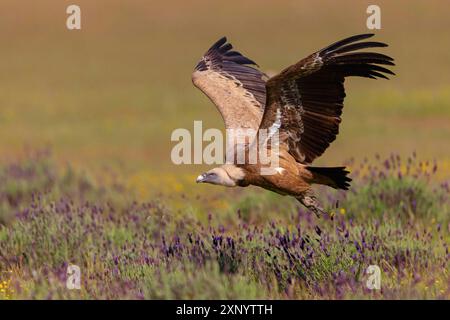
[{"x1": 196, "y1": 165, "x2": 245, "y2": 187}]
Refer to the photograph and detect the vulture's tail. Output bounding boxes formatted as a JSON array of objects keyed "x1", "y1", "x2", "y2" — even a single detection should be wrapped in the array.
[{"x1": 307, "y1": 166, "x2": 351, "y2": 190}]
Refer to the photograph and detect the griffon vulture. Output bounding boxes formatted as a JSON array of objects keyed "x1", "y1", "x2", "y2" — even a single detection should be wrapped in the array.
[{"x1": 193, "y1": 34, "x2": 394, "y2": 216}]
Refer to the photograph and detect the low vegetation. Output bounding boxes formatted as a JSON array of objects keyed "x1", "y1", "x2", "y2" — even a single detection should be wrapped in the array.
[{"x1": 0, "y1": 152, "x2": 448, "y2": 299}]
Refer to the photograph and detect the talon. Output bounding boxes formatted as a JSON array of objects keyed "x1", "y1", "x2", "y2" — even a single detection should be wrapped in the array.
[{"x1": 329, "y1": 211, "x2": 335, "y2": 220}]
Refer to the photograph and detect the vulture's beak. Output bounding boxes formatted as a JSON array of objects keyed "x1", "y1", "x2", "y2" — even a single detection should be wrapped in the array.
[{"x1": 196, "y1": 174, "x2": 206, "y2": 183}]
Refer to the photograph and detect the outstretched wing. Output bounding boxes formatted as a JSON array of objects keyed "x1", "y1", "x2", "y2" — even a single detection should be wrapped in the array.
[
  {"x1": 259, "y1": 34, "x2": 395, "y2": 164},
  {"x1": 192, "y1": 37, "x2": 267, "y2": 131}
]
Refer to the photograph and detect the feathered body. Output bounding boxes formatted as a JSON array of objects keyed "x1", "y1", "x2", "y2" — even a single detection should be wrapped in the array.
[{"x1": 193, "y1": 34, "x2": 394, "y2": 216}]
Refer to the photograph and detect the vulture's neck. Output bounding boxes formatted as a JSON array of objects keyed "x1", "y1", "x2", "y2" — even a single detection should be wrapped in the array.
[{"x1": 221, "y1": 164, "x2": 246, "y2": 183}]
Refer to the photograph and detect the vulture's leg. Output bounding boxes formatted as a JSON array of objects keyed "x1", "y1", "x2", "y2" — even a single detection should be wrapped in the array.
[{"x1": 296, "y1": 190, "x2": 327, "y2": 218}]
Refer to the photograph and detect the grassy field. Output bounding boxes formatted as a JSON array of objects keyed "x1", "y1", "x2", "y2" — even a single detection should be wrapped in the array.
[
  {"x1": 0, "y1": 0, "x2": 449, "y2": 299},
  {"x1": 0, "y1": 152, "x2": 448, "y2": 299}
]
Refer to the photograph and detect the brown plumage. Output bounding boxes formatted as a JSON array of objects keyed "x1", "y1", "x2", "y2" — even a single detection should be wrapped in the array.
[{"x1": 193, "y1": 34, "x2": 394, "y2": 216}]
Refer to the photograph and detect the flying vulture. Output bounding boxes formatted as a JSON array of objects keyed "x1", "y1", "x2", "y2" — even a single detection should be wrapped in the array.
[{"x1": 192, "y1": 34, "x2": 394, "y2": 216}]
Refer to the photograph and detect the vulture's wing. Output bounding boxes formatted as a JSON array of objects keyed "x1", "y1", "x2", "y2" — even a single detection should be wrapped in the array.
[
  {"x1": 259, "y1": 34, "x2": 395, "y2": 164},
  {"x1": 192, "y1": 37, "x2": 267, "y2": 131}
]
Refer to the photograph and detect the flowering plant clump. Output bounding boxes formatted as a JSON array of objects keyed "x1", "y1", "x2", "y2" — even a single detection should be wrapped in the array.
[{"x1": 0, "y1": 272, "x2": 14, "y2": 300}]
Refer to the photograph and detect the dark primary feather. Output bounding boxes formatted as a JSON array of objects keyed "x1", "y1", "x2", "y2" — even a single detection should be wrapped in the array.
[
  {"x1": 261, "y1": 34, "x2": 395, "y2": 164},
  {"x1": 330, "y1": 41, "x2": 388, "y2": 55},
  {"x1": 321, "y1": 33, "x2": 375, "y2": 53},
  {"x1": 195, "y1": 37, "x2": 267, "y2": 108}
]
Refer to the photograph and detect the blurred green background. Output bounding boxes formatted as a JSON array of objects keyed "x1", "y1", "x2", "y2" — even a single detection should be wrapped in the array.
[{"x1": 0, "y1": 0, "x2": 449, "y2": 196}]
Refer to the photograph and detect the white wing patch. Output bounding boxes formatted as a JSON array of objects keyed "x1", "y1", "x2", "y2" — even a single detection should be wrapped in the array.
[
  {"x1": 274, "y1": 167, "x2": 285, "y2": 174},
  {"x1": 268, "y1": 108, "x2": 282, "y2": 139}
]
